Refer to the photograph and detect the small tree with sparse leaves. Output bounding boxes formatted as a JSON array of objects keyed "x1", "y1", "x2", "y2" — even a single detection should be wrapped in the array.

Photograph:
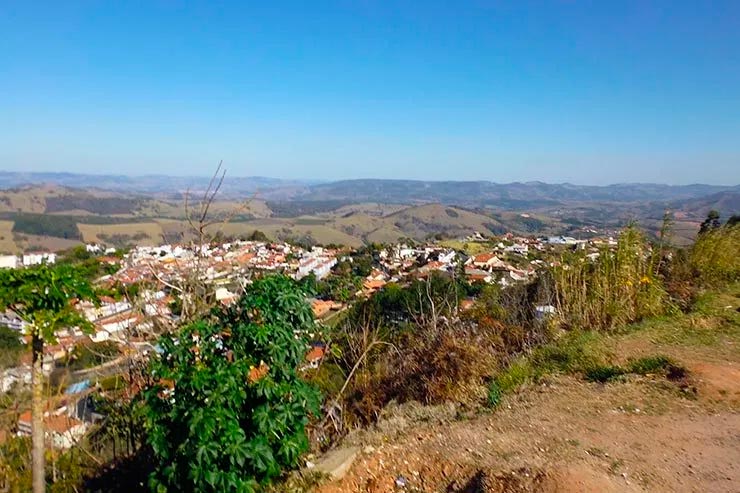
[{"x1": 0, "y1": 263, "x2": 96, "y2": 493}]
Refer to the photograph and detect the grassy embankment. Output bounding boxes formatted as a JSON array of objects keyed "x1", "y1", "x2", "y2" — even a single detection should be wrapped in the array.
[{"x1": 489, "y1": 283, "x2": 740, "y2": 405}]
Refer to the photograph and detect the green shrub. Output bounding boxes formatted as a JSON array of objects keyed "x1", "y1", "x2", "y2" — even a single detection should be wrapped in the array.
[
  {"x1": 584, "y1": 365, "x2": 624, "y2": 383},
  {"x1": 626, "y1": 355, "x2": 674, "y2": 375},
  {"x1": 0, "y1": 325, "x2": 23, "y2": 369},
  {"x1": 142, "y1": 275, "x2": 322, "y2": 493},
  {"x1": 529, "y1": 331, "x2": 605, "y2": 375},
  {"x1": 487, "y1": 381, "x2": 502, "y2": 408},
  {"x1": 494, "y1": 359, "x2": 534, "y2": 393},
  {"x1": 584, "y1": 355, "x2": 687, "y2": 383}
]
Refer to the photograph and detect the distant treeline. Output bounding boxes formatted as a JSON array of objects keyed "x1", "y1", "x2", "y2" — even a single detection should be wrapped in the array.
[
  {"x1": 44, "y1": 196, "x2": 143, "y2": 215},
  {"x1": 266, "y1": 200, "x2": 352, "y2": 217},
  {"x1": 0, "y1": 212, "x2": 153, "y2": 239}
]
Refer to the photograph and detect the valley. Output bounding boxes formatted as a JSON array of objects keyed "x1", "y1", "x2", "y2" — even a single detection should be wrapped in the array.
[{"x1": 0, "y1": 175, "x2": 737, "y2": 254}]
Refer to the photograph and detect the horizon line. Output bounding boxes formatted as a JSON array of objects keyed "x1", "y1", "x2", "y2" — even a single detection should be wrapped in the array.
[{"x1": 1, "y1": 170, "x2": 738, "y2": 189}]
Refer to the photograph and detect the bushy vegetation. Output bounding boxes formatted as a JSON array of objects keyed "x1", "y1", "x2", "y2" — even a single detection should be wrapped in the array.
[
  {"x1": 266, "y1": 200, "x2": 352, "y2": 218},
  {"x1": 318, "y1": 272, "x2": 555, "y2": 430},
  {"x1": 690, "y1": 223, "x2": 740, "y2": 285},
  {"x1": 3, "y1": 215, "x2": 740, "y2": 492},
  {"x1": 553, "y1": 224, "x2": 668, "y2": 330},
  {"x1": 513, "y1": 215, "x2": 545, "y2": 233},
  {"x1": 98, "y1": 233, "x2": 150, "y2": 248},
  {"x1": 1, "y1": 211, "x2": 157, "y2": 240},
  {"x1": 584, "y1": 355, "x2": 683, "y2": 383},
  {"x1": 58, "y1": 245, "x2": 121, "y2": 279},
  {"x1": 141, "y1": 275, "x2": 321, "y2": 493},
  {"x1": 10, "y1": 213, "x2": 81, "y2": 239},
  {"x1": 45, "y1": 197, "x2": 142, "y2": 215}
]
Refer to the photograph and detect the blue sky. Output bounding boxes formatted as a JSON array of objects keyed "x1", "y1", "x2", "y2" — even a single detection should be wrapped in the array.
[{"x1": 1, "y1": 1, "x2": 739, "y2": 185}]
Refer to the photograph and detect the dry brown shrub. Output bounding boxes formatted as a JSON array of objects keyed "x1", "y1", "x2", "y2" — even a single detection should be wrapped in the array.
[{"x1": 341, "y1": 323, "x2": 498, "y2": 427}]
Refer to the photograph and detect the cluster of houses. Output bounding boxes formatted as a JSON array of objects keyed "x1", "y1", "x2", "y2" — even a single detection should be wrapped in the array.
[
  {"x1": 1, "y1": 231, "x2": 626, "y2": 449},
  {"x1": 373, "y1": 237, "x2": 540, "y2": 288}
]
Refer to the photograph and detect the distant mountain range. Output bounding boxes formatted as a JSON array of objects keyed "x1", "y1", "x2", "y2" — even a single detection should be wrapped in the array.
[
  {"x1": 0, "y1": 172, "x2": 737, "y2": 253},
  {"x1": 1, "y1": 171, "x2": 737, "y2": 208},
  {"x1": 294, "y1": 179, "x2": 740, "y2": 207},
  {"x1": 0, "y1": 171, "x2": 313, "y2": 197}
]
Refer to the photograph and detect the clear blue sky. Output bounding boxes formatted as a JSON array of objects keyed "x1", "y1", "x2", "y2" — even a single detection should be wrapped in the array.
[{"x1": 1, "y1": 1, "x2": 739, "y2": 185}]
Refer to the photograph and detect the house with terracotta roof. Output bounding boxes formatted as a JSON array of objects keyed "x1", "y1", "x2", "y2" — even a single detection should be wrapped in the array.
[
  {"x1": 417, "y1": 260, "x2": 448, "y2": 276},
  {"x1": 362, "y1": 279, "x2": 387, "y2": 294},
  {"x1": 464, "y1": 267, "x2": 494, "y2": 284},
  {"x1": 311, "y1": 300, "x2": 333, "y2": 319},
  {"x1": 17, "y1": 411, "x2": 87, "y2": 450},
  {"x1": 298, "y1": 343, "x2": 328, "y2": 371},
  {"x1": 470, "y1": 253, "x2": 507, "y2": 270}
]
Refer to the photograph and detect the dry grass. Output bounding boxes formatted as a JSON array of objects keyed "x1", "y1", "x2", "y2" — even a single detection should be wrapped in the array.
[
  {"x1": 326, "y1": 202, "x2": 407, "y2": 218},
  {"x1": 77, "y1": 222, "x2": 164, "y2": 244},
  {"x1": 438, "y1": 239, "x2": 493, "y2": 255},
  {"x1": 0, "y1": 185, "x2": 72, "y2": 213},
  {"x1": 0, "y1": 220, "x2": 16, "y2": 254},
  {"x1": 204, "y1": 221, "x2": 363, "y2": 247},
  {"x1": 19, "y1": 234, "x2": 81, "y2": 252},
  {"x1": 690, "y1": 225, "x2": 740, "y2": 284},
  {"x1": 383, "y1": 204, "x2": 503, "y2": 239},
  {"x1": 553, "y1": 225, "x2": 668, "y2": 331},
  {"x1": 364, "y1": 225, "x2": 408, "y2": 244},
  {"x1": 136, "y1": 199, "x2": 272, "y2": 219}
]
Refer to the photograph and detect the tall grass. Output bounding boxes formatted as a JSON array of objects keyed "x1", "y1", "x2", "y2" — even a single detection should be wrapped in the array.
[
  {"x1": 690, "y1": 224, "x2": 740, "y2": 285},
  {"x1": 553, "y1": 224, "x2": 668, "y2": 330}
]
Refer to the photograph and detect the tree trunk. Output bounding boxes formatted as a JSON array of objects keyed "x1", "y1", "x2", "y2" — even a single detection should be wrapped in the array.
[{"x1": 31, "y1": 332, "x2": 45, "y2": 493}]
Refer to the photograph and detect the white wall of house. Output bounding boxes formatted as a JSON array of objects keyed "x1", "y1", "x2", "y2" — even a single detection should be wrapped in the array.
[
  {"x1": 0, "y1": 255, "x2": 18, "y2": 269},
  {"x1": 22, "y1": 253, "x2": 56, "y2": 266},
  {"x1": 50, "y1": 423, "x2": 87, "y2": 450}
]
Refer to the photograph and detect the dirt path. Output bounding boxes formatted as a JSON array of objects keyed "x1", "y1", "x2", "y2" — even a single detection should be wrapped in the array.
[{"x1": 315, "y1": 369, "x2": 740, "y2": 493}]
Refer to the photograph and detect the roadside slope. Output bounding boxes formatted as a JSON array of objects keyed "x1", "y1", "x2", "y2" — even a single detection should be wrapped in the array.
[{"x1": 315, "y1": 287, "x2": 740, "y2": 493}]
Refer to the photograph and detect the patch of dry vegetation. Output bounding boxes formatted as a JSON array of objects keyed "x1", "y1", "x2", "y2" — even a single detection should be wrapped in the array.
[
  {"x1": 77, "y1": 222, "x2": 164, "y2": 245},
  {"x1": 0, "y1": 220, "x2": 16, "y2": 254}
]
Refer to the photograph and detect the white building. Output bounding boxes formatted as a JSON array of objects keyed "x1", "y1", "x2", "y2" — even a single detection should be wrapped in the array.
[
  {"x1": 295, "y1": 255, "x2": 337, "y2": 280},
  {"x1": 0, "y1": 255, "x2": 18, "y2": 269},
  {"x1": 0, "y1": 311, "x2": 27, "y2": 331},
  {"x1": 1, "y1": 367, "x2": 31, "y2": 393},
  {"x1": 86, "y1": 244, "x2": 103, "y2": 253},
  {"x1": 437, "y1": 250, "x2": 457, "y2": 264},
  {"x1": 22, "y1": 252, "x2": 56, "y2": 266},
  {"x1": 505, "y1": 243, "x2": 529, "y2": 255}
]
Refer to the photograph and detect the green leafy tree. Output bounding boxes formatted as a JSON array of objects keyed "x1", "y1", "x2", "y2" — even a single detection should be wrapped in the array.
[
  {"x1": 142, "y1": 275, "x2": 321, "y2": 493},
  {"x1": 0, "y1": 264, "x2": 95, "y2": 493},
  {"x1": 699, "y1": 210, "x2": 721, "y2": 234}
]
